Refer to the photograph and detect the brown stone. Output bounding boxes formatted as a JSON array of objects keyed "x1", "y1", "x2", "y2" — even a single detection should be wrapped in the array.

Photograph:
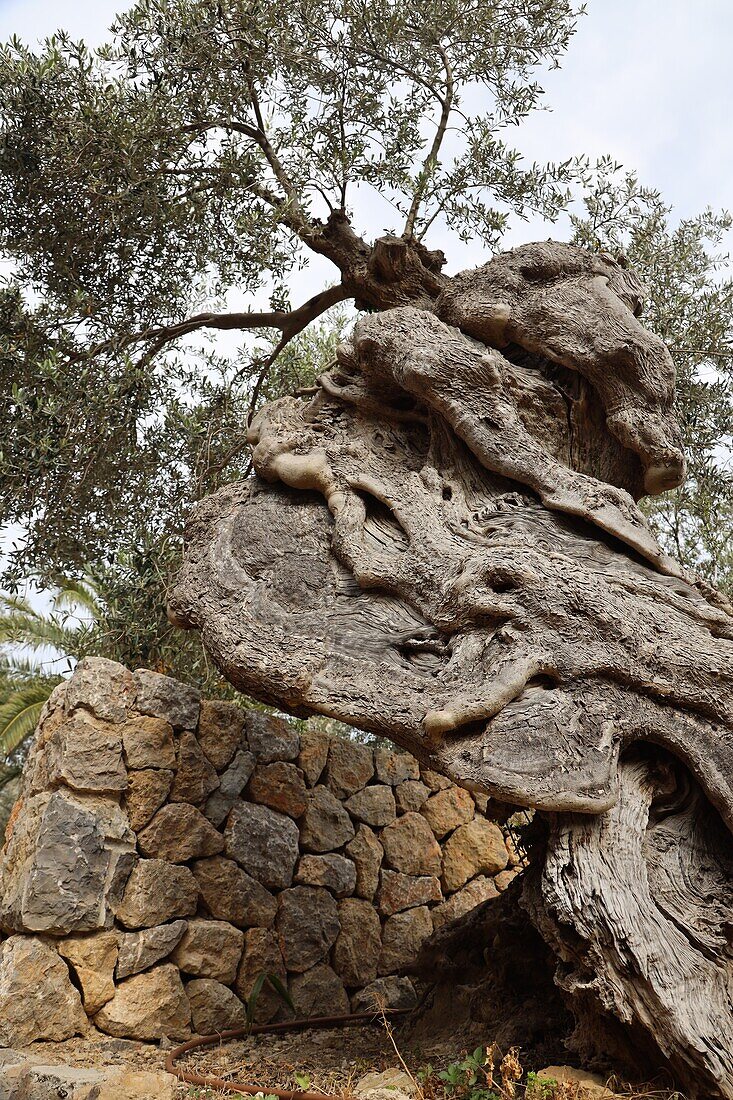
[
  {"x1": 430, "y1": 875, "x2": 499, "y2": 930},
  {"x1": 441, "y1": 818, "x2": 509, "y2": 893},
  {"x1": 344, "y1": 786, "x2": 396, "y2": 828},
  {"x1": 224, "y1": 801, "x2": 299, "y2": 888},
  {"x1": 300, "y1": 787, "x2": 355, "y2": 852},
  {"x1": 374, "y1": 749, "x2": 420, "y2": 785},
  {"x1": 326, "y1": 739, "x2": 374, "y2": 798},
  {"x1": 276, "y1": 886, "x2": 340, "y2": 972},
  {"x1": 138, "y1": 803, "x2": 224, "y2": 863},
  {"x1": 125, "y1": 768, "x2": 173, "y2": 831},
  {"x1": 65, "y1": 657, "x2": 135, "y2": 724},
  {"x1": 295, "y1": 853, "x2": 356, "y2": 897},
  {"x1": 171, "y1": 919, "x2": 244, "y2": 984},
  {"x1": 345, "y1": 826, "x2": 383, "y2": 901},
  {"x1": 351, "y1": 976, "x2": 418, "y2": 1013},
  {"x1": 58, "y1": 930, "x2": 119, "y2": 1014},
  {"x1": 193, "y1": 856, "x2": 277, "y2": 928},
  {"x1": 420, "y1": 768, "x2": 451, "y2": 792},
  {"x1": 197, "y1": 699, "x2": 247, "y2": 771},
  {"x1": 46, "y1": 714, "x2": 127, "y2": 794},
  {"x1": 246, "y1": 711, "x2": 299, "y2": 762},
  {"x1": 420, "y1": 786, "x2": 475, "y2": 839},
  {"x1": 122, "y1": 716, "x2": 176, "y2": 770},
  {"x1": 378, "y1": 907, "x2": 433, "y2": 975},
  {"x1": 394, "y1": 780, "x2": 430, "y2": 814},
  {"x1": 332, "y1": 898, "x2": 381, "y2": 987},
  {"x1": 381, "y1": 812, "x2": 442, "y2": 875},
  {"x1": 170, "y1": 732, "x2": 220, "y2": 805},
  {"x1": 116, "y1": 920, "x2": 187, "y2": 980},
  {"x1": 0, "y1": 935, "x2": 88, "y2": 1045},
  {"x1": 116, "y1": 859, "x2": 198, "y2": 929},
  {"x1": 133, "y1": 669, "x2": 200, "y2": 730},
  {"x1": 289, "y1": 963, "x2": 349, "y2": 1017},
  {"x1": 377, "y1": 870, "x2": 442, "y2": 917},
  {"x1": 235, "y1": 928, "x2": 287, "y2": 1024},
  {"x1": 298, "y1": 729, "x2": 330, "y2": 786},
  {"x1": 494, "y1": 868, "x2": 520, "y2": 891},
  {"x1": 247, "y1": 761, "x2": 308, "y2": 817},
  {"x1": 95, "y1": 963, "x2": 191, "y2": 1040},
  {"x1": 187, "y1": 978, "x2": 247, "y2": 1034}
]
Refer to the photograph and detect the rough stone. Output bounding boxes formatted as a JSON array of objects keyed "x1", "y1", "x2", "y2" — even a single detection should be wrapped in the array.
[
  {"x1": 248, "y1": 761, "x2": 308, "y2": 817},
  {"x1": 420, "y1": 787, "x2": 475, "y2": 839},
  {"x1": 289, "y1": 962, "x2": 349, "y2": 1017},
  {"x1": 204, "y1": 749, "x2": 257, "y2": 827},
  {"x1": 472, "y1": 790, "x2": 490, "y2": 813},
  {"x1": 116, "y1": 859, "x2": 198, "y2": 929},
  {"x1": 378, "y1": 907, "x2": 433, "y2": 975},
  {"x1": 355, "y1": 1069, "x2": 418, "y2": 1096},
  {"x1": 381, "y1": 813, "x2": 442, "y2": 876},
  {"x1": 46, "y1": 714, "x2": 127, "y2": 794},
  {"x1": 494, "y1": 868, "x2": 520, "y2": 891},
  {"x1": 58, "y1": 930, "x2": 119, "y2": 1014},
  {"x1": 94, "y1": 963, "x2": 191, "y2": 1040},
  {"x1": 225, "y1": 801, "x2": 299, "y2": 888},
  {"x1": 197, "y1": 699, "x2": 248, "y2": 771},
  {"x1": 138, "y1": 803, "x2": 224, "y2": 863},
  {"x1": 171, "y1": 918, "x2": 244, "y2": 984},
  {"x1": 65, "y1": 657, "x2": 135, "y2": 724},
  {"x1": 246, "y1": 710, "x2": 299, "y2": 762},
  {"x1": 92, "y1": 1068, "x2": 178, "y2": 1099},
  {"x1": 300, "y1": 787, "x2": 355, "y2": 852},
  {"x1": 377, "y1": 870, "x2": 442, "y2": 916},
  {"x1": 186, "y1": 978, "x2": 247, "y2": 1034},
  {"x1": 1, "y1": 1063, "x2": 108, "y2": 1097},
  {"x1": 430, "y1": 875, "x2": 499, "y2": 930},
  {"x1": 0, "y1": 935, "x2": 88, "y2": 1045},
  {"x1": 345, "y1": 826, "x2": 383, "y2": 901},
  {"x1": 325, "y1": 739, "x2": 374, "y2": 798},
  {"x1": 116, "y1": 920, "x2": 187, "y2": 980},
  {"x1": 298, "y1": 729, "x2": 330, "y2": 787},
  {"x1": 332, "y1": 898, "x2": 381, "y2": 987},
  {"x1": 441, "y1": 818, "x2": 509, "y2": 893},
  {"x1": 295, "y1": 853, "x2": 356, "y2": 897},
  {"x1": 421, "y1": 768, "x2": 452, "y2": 792},
  {"x1": 170, "y1": 731, "x2": 220, "y2": 805},
  {"x1": 133, "y1": 669, "x2": 200, "y2": 730},
  {"x1": 125, "y1": 768, "x2": 173, "y2": 831},
  {"x1": 235, "y1": 927, "x2": 287, "y2": 1024},
  {"x1": 276, "y1": 886, "x2": 340, "y2": 972},
  {"x1": 344, "y1": 786, "x2": 396, "y2": 828},
  {"x1": 121, "y1": 716, "x2": 176, "y2": 770},
  {"x1": 193, "y1": 856, "x2": 277, "y2": 928},
  {"x1": 351, "y1": 976, "x2": 418, "y2": 1013},
  {"x1": 374, "y1": 749, "x2": 420, "y2": 785},
  {"x1": 537, "y1": 1067, "x2": 619, "y2": 1099},
  {"x1": 394, "y1": 780, "x2": 431, "y2": 814}
]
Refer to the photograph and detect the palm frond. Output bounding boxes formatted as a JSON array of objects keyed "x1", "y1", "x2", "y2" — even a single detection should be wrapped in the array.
[
  {"x1": 52, "y1": 575, "x2": 101, "y2": 616},
  {"x1": 0, "y1": 680, "x2": 57, "y2": 757},
  {"x1": 0, "y1": 611, "x2": 83, "y2": 653}
]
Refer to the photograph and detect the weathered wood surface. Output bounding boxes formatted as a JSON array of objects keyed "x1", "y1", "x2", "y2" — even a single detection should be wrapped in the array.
[{"x1": 171, "y1": 241, "x2": 733, "y2": 1097}]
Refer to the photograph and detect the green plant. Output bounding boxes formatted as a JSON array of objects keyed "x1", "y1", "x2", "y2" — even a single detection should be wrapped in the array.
[
  {"x1": 243, "y1": 971, "x2": 294, "y2": 1030},
  {"x1": 525, "y1": 1073, "x2": 559, "y2": 1099},
  {"x1": 437, "y1": 1048, "x2": 501, "y2": 1100}
]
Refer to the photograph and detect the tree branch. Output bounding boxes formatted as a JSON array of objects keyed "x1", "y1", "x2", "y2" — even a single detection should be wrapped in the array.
[{"x1": 404, "y1": 46, "x2": 455, "y2": 240}]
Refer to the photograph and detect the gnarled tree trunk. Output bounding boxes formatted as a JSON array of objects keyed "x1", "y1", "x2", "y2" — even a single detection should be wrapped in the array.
[{"x1": 170, "y1": 241, "x2": 733, "y2": 1098}]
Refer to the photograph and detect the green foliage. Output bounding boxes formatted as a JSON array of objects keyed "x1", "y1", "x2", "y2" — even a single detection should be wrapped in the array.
[
  {"x1": 524, "y1": 1073, "x2": 558, "y2": 1099},
  {"x1": 436, "y1": 1047, "x2": 501, "y2": 1100},
  {"x1": 244, "y1": 970, "x2": 294, "y2": 1030}
]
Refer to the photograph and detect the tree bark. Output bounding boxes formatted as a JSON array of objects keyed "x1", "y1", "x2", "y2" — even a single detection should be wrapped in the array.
[{"x1": 170, "y1": 241, "x2": 733, "y2": 1097}]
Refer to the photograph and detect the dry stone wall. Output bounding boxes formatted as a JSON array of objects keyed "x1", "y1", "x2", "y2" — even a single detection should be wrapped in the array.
[{"x1": 0, "y1": 658, "x2": 521, "y2": 1045}]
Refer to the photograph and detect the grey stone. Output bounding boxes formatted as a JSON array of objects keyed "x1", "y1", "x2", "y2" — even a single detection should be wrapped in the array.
[
  {"x1": 378, "y1": 907, "x2": 433, "y2": 975},
  {"x1": 116, "y1": 920, "x2": 188, "y2": 980},
  {"x1": 94, "y1": 963, "x2": 191, "y2": 1040},
  {"x1": 345, "y1": 826, "x2": 383, "y2": 901},
  {"x1": 46, "y1": 714, "x2": 127, "y2": 794},
  {"x1": 125, "y1": 768, "x2": 174, "y2": 831},
  {"x1": 138, "y1": 803, "x2": 224, "y2": 863},
  {"x1": 276, "y1": 886, "x2": 340, "y2": 972},
  {"x1": 116, "y1": 860, "x2": 198, "y2": 930},
  {"x1": 298, "y1": 729, "x2": 330, "y2": 787},
  {"x1": 325, "y1": 739, "x2": 374, "y2": 798},
  {"x1": 246, "y1": 710, "x2": 300, "y2": 762},
  {"x1": 0, "y1": 936, "x2": 88, "y2": 1045},
  {"x1": 374, "y1": 749, "x2": 420, "y2": 786},
  {"x1": 235, "y1": 927, "x2": 287, "y2": 1024},
  {"x1": 289, "y1": 962, "x2": 349, "y2": 1017},
  {"x1": 192, "y1": 856, "x2": 277, "y2": 928},
  {"x1": 295, "y1": 853, "x2": 356, "y2": 897},
  {"x1": 121, "y1": 715, "x2": 176, "y2": 770},
  {"x1": 301, "y1": 787, "x2": 355, "y2": 852},
  {"x1": 133, "y1": 669, "x2": 200, "y2": 730},
  {"x1": 344, "y1": 786, "x2": 396, "y2": 828},
  {"x1": 171, "y1": 919, "x2": 244, "y2": 984},
  {"x1": 169, "y1": 731, "x2": 220, "y2": 805},
  {"x1": 332, "y1": 898, "x2": 381, "y2": 987},
  {"x1": 197, "y1": 699, "x2": 248, "y2": 771},
  {"x1": 205, "y1": 749, "x2": 257, "y2": 827},
  {"x1": 65, "y1": 657, "x2": 135, "y2": 724},
  {"x1": 186, "y1": 978, "x2": 247, "y2": 1034},
  {"x1": 377, "y1": 869, "x2": 442, "y2": 916},
  {"x1": 224, "y1": 801, "x2": 299, "y2": 889},
  {"x1": 351, "y1": 976, "x2": 418, "y2": 1013},
  {"x1": 380, "y1": 813, "x2": 442, "y2": 876},
  {"x1": 394, "y1": 780, "x2": 431, "y2": 814}
]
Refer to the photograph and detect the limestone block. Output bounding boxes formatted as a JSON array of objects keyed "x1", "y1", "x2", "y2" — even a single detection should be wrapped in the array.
[
  {"x1": 420, "y1": 768, "x2": 451, "y2": 792},
  {"x1": 276, "y1": 886, "x2": 340, "y2": 972},
  {"x1": 351, "y1": 976, "x2": 418, "y2": 1013},
  {"x1": 65, "y1": 657, "x2": 135, "y2": 723},
  {"x1": 430, "y1": 876, "x2": 499, "y2": 931},
  {"x1": 420, "y1": 787, "x2": 475, "y2": 839},
  {"x1": 46, "y1": 714, "x2": 127, "y2": 794},
  {"x1": 121, "y1": 716, "x2": 176, "y2": 770},
  {"x1": 494, "y1": 868, "x2": 520, "y2": 891},
  {"x1": 325, "y1": 739, "x2": 374, "y2": 798},
  {"x1": 345, "y1": 825, "x2": 383, "y2": 901},
  {"x1": 332, "y1": 898, "x2": 381, "y2": 987},
  {"x1": 381, "y1": 813, "x2": 442, "y2": 876},
  {"x1": 377, "y1": 870, "x2": 442, "y2": 917},
  {"x1": 133, "y1": 669, "x2": 200, "y2": 730},
  {"x1": 355, "y1": 1069, "x2": 418, "y2": 1096},
  {"x1": 344, "y1": 786, "x2": 396, "y2": 828},
  {"x1": 186, "y1": 978, "x2": 247, "y2": 1034},
  {"x1": 235, "y1": 927, "x2": 287, "y2": 1023},
  {"x1": 192, "y1": 856, "x2": 277, "y2": 928},
  {"x1": 116, "y1": 859, "x2": 198, "y2": 929},
  {"x1": 204, "y1": 749, "x2": 257, "y2": 827},
  {"x1": 58, "y1": 930, "x2": 119, "y2": 1014},
  {"x1": 138, "y1": 803, "x2": 224, "y2": 863},
  {"x1": 394, "y1": 780, "x2": 431, "y2": 814},
  {"x1": 441, "y1": 818, "x2": 509, "y2": 893},
  {"x1": 299, "y1": 787, "x2": 355, "y2": 852},
  {"x1": 374, "y1": 749, "x2": 419, "y2": 785},
  {"x1": 297, "y1": 729, "x2": 330, "y2": 786},
  {"x1": 116, "y1": 919, "x2": 187, "y2": 980},
  {"x1": 125, "y1": 768, "x2": 173, "y2": 831},
  {"x1": 246, "y1": 711, "x2": 299, "y2": 762},
  {"x1": 88, "y1": 1068, "x2": 178, "y2": 1099},
  {"x1": 224, "y1": 801, "x2": 299, "y2": 888},
  {"x1": 247, "y1": 761, "x2": 308, "y2": 817},
  {"x1": 0, "y1": 935, "x2": 88, "y2": 1045},
  {"x1": 94, "y1": 963, "x2": 191, "y2": 1040},
  {"x1": 289, "y1": 962, "x2": 349, "y2": 1017},
  {"x1": 295, "y1": 853, "x2": 356, "y2": 897},
  {"x1": 169, "y1": 731, "x2": 220, "y2": 804},
  {"x1": 378, "y1": 907, "x2": 432, "y2": 975},
  {"x1": 197, "y1": 699, "x2": 248, "y2": 771},
  {"x1": 171, "y1": 918, "x2": 244, "y2": 984}
]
